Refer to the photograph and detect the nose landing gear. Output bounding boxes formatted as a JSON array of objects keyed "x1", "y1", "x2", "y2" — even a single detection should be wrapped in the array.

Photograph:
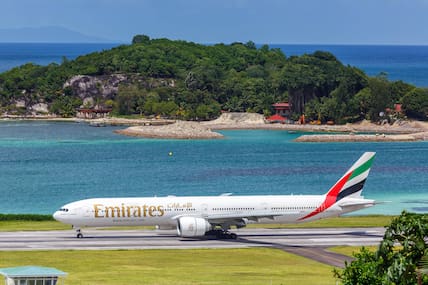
[{"x1": 74, "y1": 227, "x2": 84, "y2": 238}]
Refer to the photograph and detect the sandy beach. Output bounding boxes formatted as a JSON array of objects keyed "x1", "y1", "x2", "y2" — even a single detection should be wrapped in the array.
[{"x1": 114, "y1": 113, "x2": 428, "y2": 141}]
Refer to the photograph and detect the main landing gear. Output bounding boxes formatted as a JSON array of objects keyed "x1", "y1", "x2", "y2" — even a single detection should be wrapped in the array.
[{"x1": 205, "y1": 229, "x2": 237, "y2": 240}]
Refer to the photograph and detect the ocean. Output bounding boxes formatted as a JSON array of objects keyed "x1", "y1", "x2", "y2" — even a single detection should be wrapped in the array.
[
  {"x1": 1, "y1": 43, "x2": 428, "y2": 86},
  {"x1": 0, "y1": 121, "x2": 427, "y2": 215},
  {"x1": 0, "y1": 43, "x2": 119, "y2": 73}
]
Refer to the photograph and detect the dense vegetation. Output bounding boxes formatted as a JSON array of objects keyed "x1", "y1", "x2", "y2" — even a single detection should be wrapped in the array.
[
  {"x1": 0, "y1": 213, "x2": 54, "y2": 221},
  {"x1": 0, "y1": 35, "x2": 426, "y2": 122},
  {"x1": 335, "y1": 211, "x2": 428, "y2": 284}
]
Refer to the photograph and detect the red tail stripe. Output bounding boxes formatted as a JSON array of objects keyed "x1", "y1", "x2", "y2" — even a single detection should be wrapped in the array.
[{"x1": 299, "y1": 171, "x2": 353, "y2": 220}]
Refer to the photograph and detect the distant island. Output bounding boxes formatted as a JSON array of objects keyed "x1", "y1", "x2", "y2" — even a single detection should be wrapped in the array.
[
  {"x1": 0, "y1": 34, "x2": 427, "y2": 124},
  {"x1": 0, "y1": 26, "x2": 114, "y2": 43}
]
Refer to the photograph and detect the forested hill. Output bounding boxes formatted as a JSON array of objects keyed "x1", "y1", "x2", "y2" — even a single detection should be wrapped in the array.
[{"x1": 0, "y1": 35, "x2": 427, "y2": 122}]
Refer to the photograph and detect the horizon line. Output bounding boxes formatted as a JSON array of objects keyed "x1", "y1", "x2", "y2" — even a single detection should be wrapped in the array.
[{"x1": 0, "y1": 41, "x2": 428, "y2": 47}]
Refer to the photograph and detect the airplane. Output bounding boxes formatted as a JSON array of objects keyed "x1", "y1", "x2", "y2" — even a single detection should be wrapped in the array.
[{"x1": 53, "y1": 152, "x2": 376, "y2": 239}]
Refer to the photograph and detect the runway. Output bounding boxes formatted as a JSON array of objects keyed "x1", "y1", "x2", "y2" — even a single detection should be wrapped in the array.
[
  {"x1": 0, "y1": 227, "x2": 385, "y2": 250},
  {"x1": 0, "y1": 227, "x2": 385, "y2": 267}
]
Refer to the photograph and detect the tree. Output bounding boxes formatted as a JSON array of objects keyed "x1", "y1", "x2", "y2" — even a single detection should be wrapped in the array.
[
  {"x1": 152, "y1": 101, "x2": 179, "y2": 117},
  {"x1": 401, "y1": 88, "x2": 428, "y2": 120},
  {"x1": 354, "y1": 87, "x2": 372, "y2": 120},
  {"x1": 132, "y1": 34, "x2": 150, "y2": 44},
  {"x1": 49, "y1": 96, "x2": 82, "y2": 117},
  {"x1": 304, "y1": 98, "x2": 323, "y2": 121},
  {"x1": 115, "y1": 84, "x2": 142, "y2": 115},
  {"x1": 335, "y1": 211, "x2": 428, "y2": 285},
  {"x1": 334, "y1": 247, "x2": 385, "y2": 285},
  {"x1": 390, "y1": 80, "x2": 415, "y2": 104},
  {"x1": 418, "y1": 254, "x2": 428, "y2": 284},
  {"x1": 195, "y1": 102, "x2": 221, "y2": 120},
  {"x1": 366, "y1": 75, "x2": 393, "y2": 121}
]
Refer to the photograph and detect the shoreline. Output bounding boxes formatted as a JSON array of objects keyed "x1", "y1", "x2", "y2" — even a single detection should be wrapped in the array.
[
  {"x1": 115, "y1": 119, "x2": 428, "y2": 141},
  {"x1": 2, "y1": 114, "x2": 428, "y2": 142}
]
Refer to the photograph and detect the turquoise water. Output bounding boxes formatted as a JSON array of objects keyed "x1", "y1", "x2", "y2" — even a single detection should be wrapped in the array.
[{"x1": 0, "y1": 121, "x2": 427, "y2": 215}]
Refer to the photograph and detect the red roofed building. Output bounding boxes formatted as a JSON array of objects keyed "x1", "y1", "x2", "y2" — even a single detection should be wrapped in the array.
[
  {"x1": 272, "y1": 102, "x2": 291, "y2": 117},
  {"x1": 267, "y1": 102, "x2": 292, "y2": 123}
]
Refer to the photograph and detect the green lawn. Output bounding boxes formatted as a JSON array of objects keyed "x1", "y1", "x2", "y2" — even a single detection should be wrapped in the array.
[
  {"x1": 0, "y1": 248, "x2": 337, "y2": 285},
  {"x1": 329, "y1": 245, "x2": 378, "y2": 257},
  {"x1": 0, "y1": 221, "x2": 70, "y2": 231}
]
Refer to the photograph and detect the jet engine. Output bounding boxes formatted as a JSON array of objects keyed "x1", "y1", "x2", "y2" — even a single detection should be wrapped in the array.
[{"x1": 177, "y1": 217, "x2": 211, "y2": 237}]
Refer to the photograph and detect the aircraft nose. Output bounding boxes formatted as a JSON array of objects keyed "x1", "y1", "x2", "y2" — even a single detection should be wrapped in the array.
[
  {"x1": 53, "y1": 211, "x2": 60, "y2": 221},
  {"x1": 53, "y1": 210, "x2": 65, "y2": 222}
]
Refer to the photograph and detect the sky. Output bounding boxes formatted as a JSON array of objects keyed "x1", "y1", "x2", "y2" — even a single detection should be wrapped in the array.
[{"x1": 1, "y1": 0, "x2": 428, "y2": 44}]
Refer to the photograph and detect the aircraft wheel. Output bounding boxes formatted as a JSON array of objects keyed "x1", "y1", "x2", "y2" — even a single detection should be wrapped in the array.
[
  {"x1": 77, "y1": 233, "x2": 84, "y2": 239},
  {"x1": 230, "y1": 233, "x2": 237, "y2": 240}
]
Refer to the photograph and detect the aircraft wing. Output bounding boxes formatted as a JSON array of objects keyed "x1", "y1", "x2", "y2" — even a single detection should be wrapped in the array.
[
  {"x1": 207, "y1": 210, "x2": 301, "y2": 224},
  {"x1": 172, "y1": 210, "x2": 300, "y2": 224}
]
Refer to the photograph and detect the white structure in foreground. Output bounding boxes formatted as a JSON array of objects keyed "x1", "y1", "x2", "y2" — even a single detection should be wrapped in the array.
[{"x1": 0, "y1": 266, "x2": 67, "y2": 285}]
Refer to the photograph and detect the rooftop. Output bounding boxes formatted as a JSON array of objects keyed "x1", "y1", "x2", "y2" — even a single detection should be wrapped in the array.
[
  {"x1": 0, "y1": 266, "x2": 67, "y2": 278},
  {"x1": 272, "y1": 102, "x2": 290, "y2": 108}
]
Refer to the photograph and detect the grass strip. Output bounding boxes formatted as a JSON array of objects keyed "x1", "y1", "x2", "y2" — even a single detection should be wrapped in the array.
[
  {"x1": 0, "y1": 248, "x2": 336, "y2": 285},
  {"x1": 0, "y1": 215, "x2": 394, "y2": 231},
  {"x1": 247, "y1": 215, "x2": 394, "y2": 229},
  {"x1": 0, "y1": 221, "x2": 70, "y2": 231},
  {"x1": 0, "y1": 214, "x2": 54, "y2": 221},
  {"x1": 329, "y1": 245, "x2": 378, "y2": 257}
]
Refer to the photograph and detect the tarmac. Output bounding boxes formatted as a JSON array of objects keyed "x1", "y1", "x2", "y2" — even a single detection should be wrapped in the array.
[{"x1": 0, "y1": 227, "x2": 385, "y2": 267}]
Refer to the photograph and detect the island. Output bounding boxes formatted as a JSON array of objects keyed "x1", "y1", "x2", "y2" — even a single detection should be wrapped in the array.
[{"x1": 1, "y1": 35, "x2": 428, "y2": 138}]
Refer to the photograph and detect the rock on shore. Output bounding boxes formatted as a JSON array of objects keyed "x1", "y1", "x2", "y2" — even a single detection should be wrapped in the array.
[
  {"x1": 295, "y1": 132, "x2": 428, "y2": 142},
  {"x1": 114, "y1": 120, "x2": 224, "y2": 139},
  {"x1": 202, "y1": 112, "x2": 266, "y2": 129}
]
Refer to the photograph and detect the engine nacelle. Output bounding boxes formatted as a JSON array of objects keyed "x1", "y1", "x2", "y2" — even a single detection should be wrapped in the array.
[{"x1": 177, "y1": 217, "x2": 211, "y2": 237}]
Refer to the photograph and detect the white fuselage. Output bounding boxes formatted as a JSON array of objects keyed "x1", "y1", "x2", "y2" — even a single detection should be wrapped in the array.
[{"x1": 53, "y1": 195, "x2": 373, "y2": 228}]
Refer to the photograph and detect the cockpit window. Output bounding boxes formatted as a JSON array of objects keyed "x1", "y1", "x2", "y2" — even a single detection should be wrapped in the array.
[{"x1": 58, "y1": 208, "x2": 69, "y2": 212}]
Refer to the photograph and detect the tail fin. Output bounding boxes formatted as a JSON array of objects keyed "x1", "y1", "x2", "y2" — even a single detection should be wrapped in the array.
[
  {"x1": 299, "y1": 152, "x2": 375, "y2": 221},
  {"x1": 328, "y1": 152, "x2": 375, "y2": 201}
]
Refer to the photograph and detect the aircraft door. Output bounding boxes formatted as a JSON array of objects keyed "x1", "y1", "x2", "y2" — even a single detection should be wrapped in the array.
[
  {"x1": 261, "y1": 202, "x2": 268, "y2": 212},
  {"x1": 201, "y1": 203, "x2": 208, "y2": 216}
]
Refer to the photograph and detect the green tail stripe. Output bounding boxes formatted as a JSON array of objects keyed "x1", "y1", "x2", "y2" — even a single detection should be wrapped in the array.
[{"x1": 350, "y1": 156, "x2": 375, "y2": 179}]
